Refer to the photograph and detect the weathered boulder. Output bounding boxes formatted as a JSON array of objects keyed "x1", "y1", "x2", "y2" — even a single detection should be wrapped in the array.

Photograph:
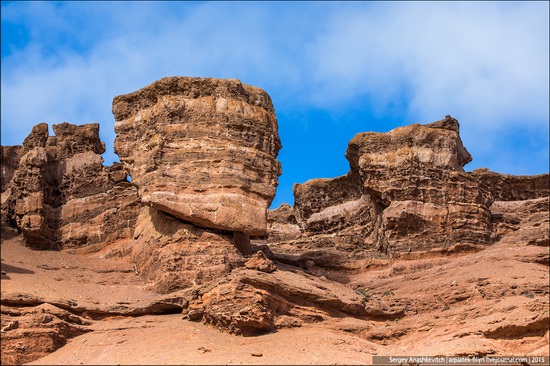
[
  {"x1": 184, "y1": 267, "x2": 376, "y2": 335},
  {"x1": 471, "y1": 168, "x2": 549, "y2": 201},
  {"x1": 244, "y1": 251, "x2": 277, "y2": 273},
  {"x1": 3, "y1": 122, "x2": 140, "y2": 249},
  {"x1": 113, "y1": 77, "x2": 282, "y2": 236}
]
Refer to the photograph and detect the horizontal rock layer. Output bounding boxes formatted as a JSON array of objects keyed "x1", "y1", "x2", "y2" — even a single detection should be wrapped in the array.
[
  {"x1": 471, "y1": 168, "x2": 549, "y2": 201},
  {"x1": 113, "y1": 77, "x2": 282, "y2": 236}
]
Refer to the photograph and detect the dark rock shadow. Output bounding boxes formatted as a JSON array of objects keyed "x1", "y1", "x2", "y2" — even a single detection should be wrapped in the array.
[{"x1": 1, "y1": 262, "x2": 35, "y2": 275}]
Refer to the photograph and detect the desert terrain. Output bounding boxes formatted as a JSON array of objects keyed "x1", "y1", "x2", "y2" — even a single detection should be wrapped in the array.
[{"x1": 1, "y1": 77, "x2": 548, "y2": 365}]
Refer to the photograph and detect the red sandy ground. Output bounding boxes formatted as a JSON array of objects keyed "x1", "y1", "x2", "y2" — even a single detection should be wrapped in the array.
[{"x1": 1, "y1": 227, "x2": 548, "y2": 365}]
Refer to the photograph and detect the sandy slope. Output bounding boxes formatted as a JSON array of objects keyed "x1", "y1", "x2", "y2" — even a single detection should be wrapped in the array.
[
  {"x1": 29, "y1": 315, "x2": 377, "y2": 365},
  {"x1": 1, "y1": 226, "x2": 548, "y2": 365}
]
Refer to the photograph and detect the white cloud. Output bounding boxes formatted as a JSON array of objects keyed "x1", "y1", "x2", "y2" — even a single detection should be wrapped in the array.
[
  {"x1": 307, "y1": 2, "x2": 549, "y2": 172},
  {"x1": 311, "y1": 2, "x2": 549, "y2": 122},
  {"x1": 1, "y1": 1, "x2": 548, "y2": 175}
]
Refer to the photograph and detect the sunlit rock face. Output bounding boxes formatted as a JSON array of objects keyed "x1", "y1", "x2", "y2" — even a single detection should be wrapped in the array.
[
  {"x1": 345, "y1": 116, "x2": 494, "y2": 252},
  {"x1": 2, "y1": 122, "x2": 140, "y2": 249},
  {"x1": 470, "y1": 168, "x2": 549, "y2": 201},
  {"x1": 113, "y1": 77, "x2": 282, "y2": 236},
  {"x1": 265, "y1": 116, "x2": 495, "y2": 267}
]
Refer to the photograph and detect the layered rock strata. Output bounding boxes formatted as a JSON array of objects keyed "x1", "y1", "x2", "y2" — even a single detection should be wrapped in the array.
[
  {"x1": 264, "y1": 116, "x2": 496, "y2": 270},
  {"x1": 345, "y1": 116, "x2": 494, "y2": 252},
  {"x1": 108, "y1": 77, "x2": 283, "y2": 292},
  {"x1": 1, "y1": 123, "x2": 140, "y2": 249},
  {"x1": 471, "y1": 168, "x2": 549, "y2": 201},
  {"x1": 113, "y1": 76, "x2": 282, "y2": 237},
  {"x1": 183, "y1": 266, "x2": 399, "y2": 336},
  {"x1": 0, "y1": 303, "x2": 91, "y2": 365}
]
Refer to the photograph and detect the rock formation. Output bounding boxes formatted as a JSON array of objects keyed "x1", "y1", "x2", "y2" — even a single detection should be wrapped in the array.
[
  {"x1": 1, "y1": 145, "x2": 22, "y2": 226},
  {"x1": 184, "y1": 266, "x2": 380, "y2": 336},
  {"x1": 107, "y1": 77, "x2": 284, "y2": 293},
  {"x1": 0, "y1": 303, "x2": 91, "y2": 365},
  {"x1": 345, "y1": 116, "x2": 494, "y2": 251},
  {"x1": 471, "y1": 168, "x2": 549, "y2": 201},
  {"x1": 1, "y1": 122, "x2": 140, "y2": 249},
  {"x1": 113, "y1": 76, "x2": 282, "y2": 237},
  {"x1": 1, "y1": 77, "x2": 548, "y2": 364},
  {"x1": 265, "y1": 203, "x2": 301, "y2": 242},
  {"x1": 263, "y1": 116, "x2": 498, "y2": 275},
  {"x1": 1, "y1": 145, "x2": 22, "y2": 193}
]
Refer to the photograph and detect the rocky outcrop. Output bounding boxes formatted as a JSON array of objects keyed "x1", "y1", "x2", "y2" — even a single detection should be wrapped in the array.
[
  {"x1": 184, "y1": 266, "x2": 388, "y2": 336},
  {"x1": 131, "y1": 206, "x2": 246, "y2": 294},
  {"x1": 264, "y1": 116, "x2": 495, "y2": 267},
  {"x1": 108, "y1": 77, "x2": 283, "y2": 293},
  {"x1": 346, "y1": 116, "x2": 493, "y2": 252},
  {"x1": 471, "y1": 168, "x2": 549, "y2": 201},
  {"x1": 2, "y1": 122, "x2": 140, "y2": 249},
  {"x1": 0, "y1": 303, "x2": 91, "y2": 365},
  {"x1": 113, "y1": 77, "x2": 282, "y2": 236},
  {"x1": 1, "y1": 145, "x2": 22, "y2": 193}
]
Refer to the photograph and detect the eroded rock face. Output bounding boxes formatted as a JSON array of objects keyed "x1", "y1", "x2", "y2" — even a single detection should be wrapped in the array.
[
  {"x1": 344, "y1": 118, "x2": 495, "y2": 253},
  {"x1": 113, "y1": 77, "x2": 282, "y2": 236},
  {"x1": 184, "y1": 267, "x2": 375, "y2": 336},
  {"x1": 0, "y1": 303, "x2": 91, "y2": 365},
  {"x1": 265, "y1": 116, "x2": 495, "y2": 264},
  {"x1": 266, "y1": 203, "x2": 301, "y2": 242},
  {"x1": 471, "y1": 168, "x2": 549, "y2": 201},
  {"x1": 132, "y1": 206, "x2": 246, "y2": 293},
  {"x1": 2, "y1": 122, "x2": 140, "y2": 249},
  {"x1": 1, "y1": 145, "x2": 22, "y2": 193},
  {"x1": 490, "y1": 197, "x2": 549, "y2": 247},
  {"x1": 1, "y1": 145, "x2": 23, "y2": 226}
]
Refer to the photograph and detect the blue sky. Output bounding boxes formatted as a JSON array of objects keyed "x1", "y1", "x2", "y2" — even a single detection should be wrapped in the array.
[{"x1": 2, "y1": 1, "x2": 549, "y2": 208}]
